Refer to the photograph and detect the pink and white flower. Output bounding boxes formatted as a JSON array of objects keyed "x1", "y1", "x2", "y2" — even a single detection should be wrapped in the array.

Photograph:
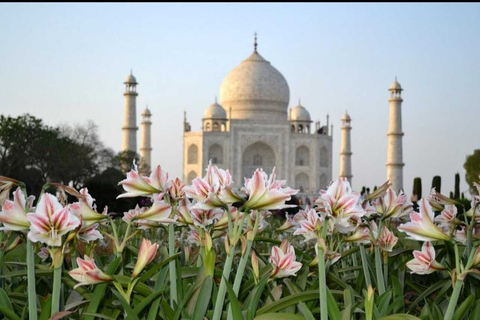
[
  {"x1": 213, "y1": 207, "x2": 244, "y2": 231},
  {"x1": 124, "y1": 194, "x2": 175, "y2": 228},
  {"x1": 434, "y1": 205, "x2": 458, "y2": 231},
  {"x1": 70, "y1": 188, "x2": 108, "y2": 228},
  {"x1": 242, "y1": 168, "x2": 298, "y2": 211},
  {"x1": 379, "y1": 226, "x2": 398, "y2": 252},
  {"x1": 269, "y1": 240, "x2": 302, "y2": 278},
  {"x1": 122, "y1": 205, "x2": 147, "y2": 224},
  {"x1": 276, "y1": 213, "x2": 296, "y2": 232},
  {"x1": 315, "y1": 178, "x2": 364, "y2": 219},
  {"x1": 191, "y1": 207, "x2": 224, "y2": 230},
  {"x1": 184, "y1": 163, "x2": 242, "y2": 209},
  {"x1": 176, "y1": 198, "x2": 194, "y2": 225},
  {"x1": 0, "y1": 187, "x2": 34, "y2": 231},
  {"x1": 364, "y1": 180, "x2": 392, "y2": 201},
  {"x1": 26, "y1": 193, "x2": 81, "y2": 246},
  {"x1": 187, "y1": 228, "x2": 201, "y2": 246},
  {"x1": 345, "y1": 221, "x2": 378, "y2": 244},
  {"x1": 398, "y1": 198, "x2": 450, "y2": 242},
  {"x1": 77, "y1": 223, "x2": 103, "y2": 242},
  {"x1": 293, "y1": 208, "x2": 323, "y2": 241},
  {"x1": 428, "y1": 188, "x2": 457, "y2": 211},
  {"x1": 406, "y1": 242, "x2": 445, "y2": 274},
  {"x1": 132, "y1": 239, "x2": 159, "y2": 278},
  {"x1": 118, "y1": 163, "x2": 171, "y2": 199},
  {"x1": 374, "y1": 188, "x2": 412, "y2": 219},
  {"x1": 168, "y1": 177, "x2": 185, "y2": 200},
  {"x1": 69, "y1": 255, "x2": 113, "y2": 288},
  {"x1": 144, "y1": 165, "x2": 171, "y2": 192}
]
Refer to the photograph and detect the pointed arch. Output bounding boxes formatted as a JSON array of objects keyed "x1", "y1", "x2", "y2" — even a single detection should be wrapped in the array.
[{"x1": 188, "y1": 144, "x2": 198, "y2": 164}]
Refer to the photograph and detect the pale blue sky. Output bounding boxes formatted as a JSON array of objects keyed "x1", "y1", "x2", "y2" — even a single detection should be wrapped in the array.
[{"x1": 1, "y1": 3, "x2": 479, "y2": 196}]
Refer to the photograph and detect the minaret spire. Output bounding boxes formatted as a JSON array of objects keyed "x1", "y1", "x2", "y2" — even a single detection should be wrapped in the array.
[
  {"x1": 140, "y1": 105, "x2": 152, "y2": 174},
  {"x1": 122, "y1": 71, "x2": 138, "y2": 153},
  {"x1": 254, "y1": 32, "x2": 258, "y2": 52},
  {"x1": 386, "y1": 78, "x2": 404, "y2": 191},
  {"x1": 339, "y1": 112, "x2": 353, "y2": 184}
]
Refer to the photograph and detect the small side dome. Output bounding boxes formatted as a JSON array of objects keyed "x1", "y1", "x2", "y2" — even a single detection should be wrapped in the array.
[
  {"x1": 204, "y1": 101, "x2": 227, "y2": 119},
  {"x1": 142, "y1": 107, "x2": 151, "y2": 116},
  {"x1": 341, "y1": 111, "x2": 351, "y2": 122},
  {"x1": 290, "y1": 103, "x2": 311, "y2": 122},
  {"x1": 125, "y1": 73, "x2": 137, "y2": 84},
  {"x1": 389, "y1": 79, "x2": 402, "y2": 91}
]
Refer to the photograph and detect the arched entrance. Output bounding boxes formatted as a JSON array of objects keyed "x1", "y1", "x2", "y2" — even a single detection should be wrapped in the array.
[{"x1": 242, "y1": 141, "x2": 276, "y2": 179}]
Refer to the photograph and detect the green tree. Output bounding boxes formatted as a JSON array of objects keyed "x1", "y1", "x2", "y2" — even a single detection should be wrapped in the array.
[
  {"x1": 432, "y1": 176, "x2": 442, "y2": 193},
  {"x1": 0, "y1": 114, "x2": 112, "y2": 195},
  {"x1": 464, "y1": 149, "x2": 480, "y2": 195}
]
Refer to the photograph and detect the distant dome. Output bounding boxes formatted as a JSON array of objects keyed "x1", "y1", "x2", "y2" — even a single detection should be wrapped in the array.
[
  {"x1": 389, "y1": 79, "x2": 402, "y2": 91},
  {"x1": 142, "y1": 107, "x2": 151, "y2": 116},
  {"x1": 125, "y1": 73, "x2": 137, "y2": 84},
  {"x1": 204, "y1": 101, "x2": 227, "y2": 119},
  {"x1": 290, "y1": 103, "x2": 311, "y2": 122},
  {"x1": 219, "y1": 50, "x2": 290, "y2": 121}
]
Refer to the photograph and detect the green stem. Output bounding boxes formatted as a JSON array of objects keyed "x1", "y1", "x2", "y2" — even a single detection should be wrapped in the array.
[
  {"x1": 70, "y1": 243, "x2": 78, "y2": 268},
  {"x1": 212, "y1": 247, "x2": 236, "y2": 320},
  {"x1": 227, "y1": 240, "x2": 253, "y2": 320},
  {"x1": 168, "y1": 223, "x2": 177, "y2": 307},
  {"x1": 383, "y1": 259, "x2": 388, "y2": 288},
  {"x1": 51, "y1": 266, "x2": 62, "y2": 316},
  {"x1": 351, "y1": 247, "x2": 359, "y2": 278},
  {"x1": 360, "y1": 245, "x2": 372, "y2": 288},
  {"x1": 26, "y1": 240, "x2": 38, "y2": 320},
  {"x1": 318, "y1": 243, "x2": 328, "y2": 320},
  {"x1": 444, "y1": 279, "x2": 463, "y2": 320},
  {"x1": 374, "y1": 245, "x2": 385, "y2": 295}
]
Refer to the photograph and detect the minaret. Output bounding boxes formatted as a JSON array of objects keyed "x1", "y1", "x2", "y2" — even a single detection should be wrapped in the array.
[
  {"x1": 339, "y1": 111, "x2": 353, "y2": 184},
  {"x1": 140, "y1": 106, "x2": 152, "y2": 174},
  {"x1": 386, "y1": 78, "x2": 404, "y2": 191},
  {"x1": 122, "y1": 71, "x2": 138, "y2": 152}
]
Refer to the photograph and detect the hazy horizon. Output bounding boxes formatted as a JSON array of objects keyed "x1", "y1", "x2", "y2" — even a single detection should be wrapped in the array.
[{"x1": 1, "y1": 3, "x2": 479, "y2": 197}]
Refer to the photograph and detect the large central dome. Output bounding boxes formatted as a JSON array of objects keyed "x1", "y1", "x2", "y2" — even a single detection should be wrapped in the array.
[{"x1": 219, "y1": 50, "x2": 290, "y2": 121}]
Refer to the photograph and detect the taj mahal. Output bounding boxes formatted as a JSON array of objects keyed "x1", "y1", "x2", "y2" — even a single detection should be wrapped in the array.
[{"x1": 120, "y1": 36, "x2": 405, "y2": 199}]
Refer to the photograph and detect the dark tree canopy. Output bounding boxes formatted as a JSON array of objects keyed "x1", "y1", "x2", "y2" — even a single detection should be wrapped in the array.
[{"x1": 464, "y1": 149, "x2": 480, "y2": 195}]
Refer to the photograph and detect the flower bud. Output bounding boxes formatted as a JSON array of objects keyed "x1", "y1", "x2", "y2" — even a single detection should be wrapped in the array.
[
  {"x1": 132, "y1": 239, "x2": 159, "y2": 278},
  {"x1": 224, "y1": 235, "x2": 230, "y2": 255},
  {"x1": 240, "y1": 236, "x2": 247, "y2": 256},
  {"x1": 251, "y1": 251, "x2": 259, "y2": 283},
  {"x1": 4, "y1": 236, "x2": 22, "y2": 253}
]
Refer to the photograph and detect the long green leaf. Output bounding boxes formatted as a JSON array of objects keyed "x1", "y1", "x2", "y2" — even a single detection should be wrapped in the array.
[
  {"x1": 81, "y1": 313, "x2": 116, "y2": 320},
  {"x1": 110, "y1": 289, "x2": 140, "y2": 320},
  {"x1": 139, "y1": 254, "x2": 180, "y2": 282},
  {"x1": 327, "y1": 287, "x2": 341, "y2": 320},
  {"x1": 246, "y1": 276, "x2": 269, "y2": 320},
  {"x1": 225, "y1": 277, "x2": 244, "y2": 320},
  {"x1": 147, "y1": 266, "x2": 169, "y2": 320},
  {"x1": 407, "y1": 279, "x2": 449, "y2": 313},
  {"x1": 39, "y1": 295, "x2": 52, "y2": 320},
  {"x1": 192, "y1": 276, "x2": 213, "y2": 320},
  {"x1": 0, "y1": 306, "x2": 21, "y2": 320},
  {"x1": 132, "y1": 289, "x2": 165, "y2": 315},
  {"x1": 256, "y1": 290, "x2": 319, "y2": 315},
  {"x1": 82, "y1": 257, "x2": 121, "y2": 320},
  {"x1": 254, "y1": 313, "x2": 304, "y2": 320},
  {"x1": 0, "y1": 288, "x2": 13, "y2": 312},
  {"x1": 378, "y1": 315, "x2": 422, "y2": 320},
  {"x1": 469, "y1": 299, "x2": 480, "y2": 320},
  {"x1": 453, "y1": 294, "x2": 475, "y2": 320},
  {"x1": 283, "y1": 279, "x2": 315, "y2": 320}
]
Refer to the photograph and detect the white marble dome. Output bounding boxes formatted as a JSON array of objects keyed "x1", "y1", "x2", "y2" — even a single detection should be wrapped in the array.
[
  {"x1": 219, "y1": 50, "x2": 290, "y2": 121},
  {"x1": 203, "y1": 101, "x2": 227, "y2": 119},
  {"x1": 290, "y1": 103, "x2": 311, "y2": 122},
  {"x1": 341, "y1": 111, "x2": 351, "y2": 121}
]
